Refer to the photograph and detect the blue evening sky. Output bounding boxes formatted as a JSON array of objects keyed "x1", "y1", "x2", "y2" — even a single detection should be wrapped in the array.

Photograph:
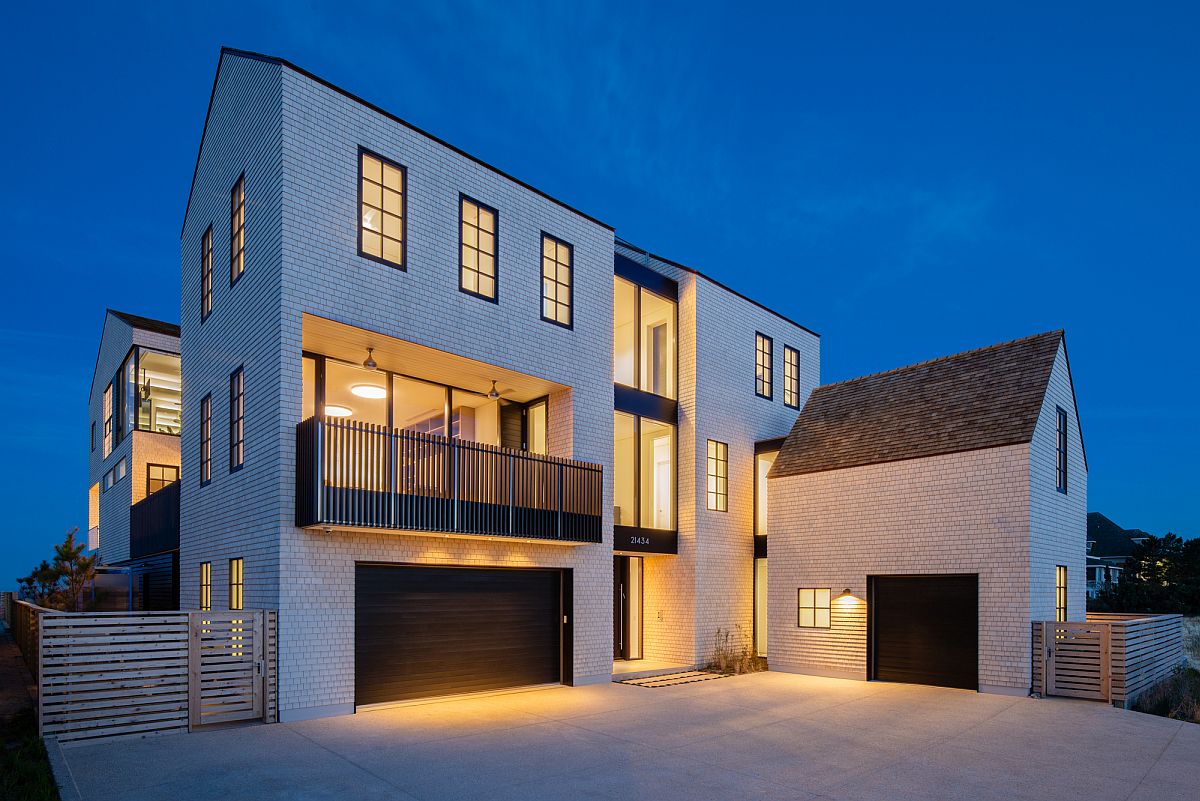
[{"x1": 2, "y1": 2, "x2": 1196, "y2": 585}]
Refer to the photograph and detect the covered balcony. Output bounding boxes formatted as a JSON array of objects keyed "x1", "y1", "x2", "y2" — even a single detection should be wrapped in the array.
[{"x1": 295, "y1": 314, "x2": 603, "y2": 544}]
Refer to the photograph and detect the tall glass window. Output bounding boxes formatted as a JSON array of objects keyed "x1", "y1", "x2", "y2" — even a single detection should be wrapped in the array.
[
  {"x1": 359, "y1": 150, "x2": 405, "y2": 267},
  {"x1": 1055, "y1": 566, "x2": 1068, "y2": 621},
  {"x1": 613, "y1": 278, "x2": 637, "y2": 387},
  {"x1": 392, "y1": 375, "x2": 448, "y2": 434},
  {"x1": 121, "y1": 352, "x2": 136, "y2": 443},
  {"x1": 526, "y1": 399, "x2": 548, "y2": 455},
  {"x1": 613, "y1": 412, "x2": 638, "y2": 527},
  {"x1": 228, "y1": 558, "x2": 244, "y2": 610},
  {"x1": 460, "y1": 196, "x2": 497, "y2": 300},
  {"x1": 706, "y1": 440, "x2": 728, "y2": 512},
  {"x1": 200, "y1": 226, "x2": 213, "y2": 320},
  {"x1": 541, "y1": 234, "x2": 572, "y2": 327},
  {"x1": 229, "y1": 367, "x2": 244, "y2": 472},
  {"x1": 784, "y1": 346, "x2": 800, "y2": 408},
  {"x1": 325, "y1": 360, "x2": 387, "y2": 426},
  {"x1": 199, "y1": 562, "x2": 211, "y2": 612},
  {"x1": 755, "y1": 333, "x2": 773, "y2": 399},
  {"x1": 613, "y1": 277, "x2": 677, "y2": 399},
  {"x1": 200, "y1": 394, "x2": 211, "y2": 485},
  {"x1": 754, "y1": 558, "x2": 768, "y2": 655},
  {"x1": 755, "y1": 450, "x2": 778, "y2": 536},
  {"x1": 102, "y1": 384, "x2": 113, "y2": 457},
  {"x1": 230, "y1": 174, "x2": 245, "y2": 285}
]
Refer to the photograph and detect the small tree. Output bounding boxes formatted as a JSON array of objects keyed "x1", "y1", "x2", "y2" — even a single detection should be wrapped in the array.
[
  {"x1": 53, "y1": 528, "x2": 96, "y2": 612},
  {"x1": 20, "y1": 559, "x2": 63, "y2": 607}
]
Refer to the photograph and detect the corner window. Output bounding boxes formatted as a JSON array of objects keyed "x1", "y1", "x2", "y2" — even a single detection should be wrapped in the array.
[
  {"x1": 1055, "y1": 566, "x2": 1067, "y2": 622},
  {"x1": 200, "y1": 394, "x2": 212, "y2": 485},
  {"x1": 147, "y1": 464, "x2": 179, "y2": 495},
  {"x1": 613, "y1": 277, "x2": 677, "y2": 399},
  {"x1": 199, "y1": 562, "x2": 211, "y2": 611},
  {"x1": 229, "y1": 367, "x2": 244, "y2": 472},
  {"x1": 783, "y1": 346, "x2": 800, "y2": 408},
  {"x1": 134, "y1": 349, "x2": 182, "y2": 435},
  {"x1": 1056, "y1": 406, "x2": 1068, "y2": 494},
  {"x1": 460, "y1": 196, "x2": 497, "y2": 301},
  {"x1": 613, "y1": 411, "x2": 675, "y2": 530},
  {"x1": 359, "y1": 149, "x2": 405, "y2": 267},
  {"x1": 201, "y1": 225, "x2": 213, "y2": 320},
  {"x1": 797, "y1": 588, "x2": 831, "y2": 628},
  {"x1": 230, "y1": 174, "x2": 245, "y2": 286},
  {"x1": 706, "y1": 440, "x2": 728, "y2": 512},
  {"x1": 229, "y1": 558, "x2": 244, "y2": 610},
  {"x1": 541, "y1": 233, "x2": 572, "y2": 327},
  {"x1": 755, "y1": 333, "x2": 773, "y2": 399}
]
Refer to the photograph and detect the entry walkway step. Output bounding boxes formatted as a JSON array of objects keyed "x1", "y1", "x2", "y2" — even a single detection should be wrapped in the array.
[{"x1": 617, "y1": 670, "x2": 728, "y2": 688}]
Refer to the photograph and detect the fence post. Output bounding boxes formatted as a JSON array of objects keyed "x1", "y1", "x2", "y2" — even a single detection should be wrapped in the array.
[
  {"x1": 188, "y1": 612, "x2": 201, "y2": 731},
  {"x1": 36, "y1": 610, "x2": 43, "y2": 737},
  {"x1": 1100, "y1": 622, "x2": 1112, "y2": 702}
]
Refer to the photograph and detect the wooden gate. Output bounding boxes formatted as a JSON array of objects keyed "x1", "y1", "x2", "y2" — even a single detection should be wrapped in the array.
[
  {"x1": 188, "y1": 611, "x2": 277, "y2": 727},
  {"x1": 1036, "y1": 621, "x2": 1111, "y2": 701}
]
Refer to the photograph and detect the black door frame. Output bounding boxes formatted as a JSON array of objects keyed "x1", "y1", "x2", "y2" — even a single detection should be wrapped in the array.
[
  {"x1": 354, "y1": 561, "x2": 574, "y2": 703},
  {"x1": 612, "y1": 555, "x2": 644, "y2": 661},
  {"x1": 866, "y1": 573, "x2": 979, "y2": 688}
]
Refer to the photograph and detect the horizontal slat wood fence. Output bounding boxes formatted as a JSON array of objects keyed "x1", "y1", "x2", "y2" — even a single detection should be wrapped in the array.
[
  {"x1": 1033, "y1": 612, "x2": 1185, "y2": 706},
  {"x1": 9, "y1": 601, "x2": 276, "y2": 744}
]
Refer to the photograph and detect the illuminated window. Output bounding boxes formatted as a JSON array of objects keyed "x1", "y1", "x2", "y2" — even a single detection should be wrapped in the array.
[
  {"x1": 1055, "y1": 566, "x2": 1067, "y2": 621},
  {"x1": 613, "y1": 411, "x2": 676, "y2": 531},
  {"x1": 147, "y1": 464, "x2": 179, "y2": 495},
  {"x1": 706, "y1": 440, "x2": 728, "y2": 512},
  {"x1": 613, "y1": 277, "x2": 677, "y2": 399},
  {"x1": 797, "y1": 588, "x2": 831, "y2": 628},
  {"x1": 784, "y1": 346, "x2": 800, "y2": 408},
  {"x1": 102, "y1": 384, "x2": 113, "y2": 457},
  {"x1": 229, "y1": 367, "x2": 244, "y2": 472},
  {"x1": 541, "y1": 233, "x2": 572, "y2": 327},
  {"x1": 755, "y1": 333, "x2": 773, "y2": 399},
  {"x1": 230, "y1": 174, "x2": 245, "y2": 285},
  {"x1": 359, "y1": 150, "x2": 405, "y2": 267},
  {"x1": 460, "y1": 196, "x2": 497, "y2": 300},
  {"x1": 228, "y1": 558, "x2": 244, "y2": 610},
  {"x1": 199, "y1": 562, "x2": 211, "y2": 611},
  {"x1": 200, "y1": 225, "x2": 213, "y2": 320},
  {"x1": 1056, "y1": 406, "x2": 1068, "y2": 494},
  {"x1": 200, "y1": 394, "x2": 212, "y2": 485}
]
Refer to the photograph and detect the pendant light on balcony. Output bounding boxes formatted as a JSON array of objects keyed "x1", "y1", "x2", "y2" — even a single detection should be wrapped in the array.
[
  {"x1": 362, "y1": 347, "x2": 378, "y2": 371},
  {"x1": 487, "y1": 380, "x2": 500, "y2": 400}
]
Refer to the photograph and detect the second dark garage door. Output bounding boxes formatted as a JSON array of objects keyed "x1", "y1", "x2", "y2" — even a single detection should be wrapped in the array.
[
  {"x1": 869, "y1": 574, "x2": 978, "y2": 690},
  {"x1": 355, "y1": 564, "x2": 564, "y2": 706}
]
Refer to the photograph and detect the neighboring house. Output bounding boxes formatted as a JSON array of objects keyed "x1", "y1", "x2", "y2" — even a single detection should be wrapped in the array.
[
  {"x1": 767, "y1": 331, "x2": 1086, "y2": 695},
  {"x1": 1085, "y1": 512, "x2": 1147, "y2": 596},
  {"x1": 87, "y1": 310, "x2": 182, "y2": 609},
  {"x1": 178, "y1": 48, "x2": 818, "y2": 721}
]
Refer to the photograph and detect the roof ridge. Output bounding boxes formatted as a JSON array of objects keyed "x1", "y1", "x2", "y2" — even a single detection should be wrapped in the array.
[
  {"x1": 813, "y1": 330, "x2": 1063, "y2": 393},
  {"x1": 107, "y1": 309, "x2": 180, "y2": 335}
]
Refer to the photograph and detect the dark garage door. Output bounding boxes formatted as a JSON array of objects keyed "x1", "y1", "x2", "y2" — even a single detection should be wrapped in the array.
[
  {"x1": 355, "y1": 564, "x2": 563, "y2": 706},
  {"x1": 870, "y1": 574, "x2": 978, "y2": 690}
]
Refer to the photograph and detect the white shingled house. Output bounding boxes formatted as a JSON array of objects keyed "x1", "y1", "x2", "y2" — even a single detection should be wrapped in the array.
[{"x1": 765, "y1": 331, "x2": 1086, "y2": 695}]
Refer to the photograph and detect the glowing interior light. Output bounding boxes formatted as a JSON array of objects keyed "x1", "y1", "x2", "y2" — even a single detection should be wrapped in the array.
[
  {"x1": 324, "y1": 405, "x2": 353, "y2": 417},
  {"x1": 351, "y1": 384, "x2": 387, "y2": 399}
]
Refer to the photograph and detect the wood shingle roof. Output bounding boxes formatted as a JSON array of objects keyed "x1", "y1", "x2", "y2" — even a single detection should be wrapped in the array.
[{"x1": 771, "y1": 331, "x2": 1064, "y2": 478}]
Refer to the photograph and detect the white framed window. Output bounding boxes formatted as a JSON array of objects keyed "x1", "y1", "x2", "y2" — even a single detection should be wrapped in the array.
[{"x1": 797, "y1": 588, "x2": 831, "y2": 628}]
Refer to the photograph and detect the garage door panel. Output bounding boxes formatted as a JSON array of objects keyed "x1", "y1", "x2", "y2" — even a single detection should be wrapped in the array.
[
  {"x1": 356, "y1": 565, "x2": 562, "y2": 705},
  {"x1": 871, "y1": 575, "x2": 977, "y2": 690}
]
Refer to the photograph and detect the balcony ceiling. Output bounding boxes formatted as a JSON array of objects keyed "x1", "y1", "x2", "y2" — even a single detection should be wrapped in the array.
[{"x1": 302, "y1": 313, "x2": 568, "y2": 404}]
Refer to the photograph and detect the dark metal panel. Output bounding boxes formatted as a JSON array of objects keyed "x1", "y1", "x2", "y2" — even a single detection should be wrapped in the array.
[
  {"x1": 129, "y1": 481, "x2": 180, "y2": 559},
  {"x1": 613, "y1": 384, "x2": 678, "y2": 424},
  {"x1": 869, "y1": 574, "x2": 978, "y2": 690},
  {"x1": 614, "y1": 254, "x2": 678, "y2": 299},
  {"x1": 355, "y1": 564, "x2": 563, "y2": 705},
  {"x1": 614, "y1": 526, "x2": 677, "y2": 555}
]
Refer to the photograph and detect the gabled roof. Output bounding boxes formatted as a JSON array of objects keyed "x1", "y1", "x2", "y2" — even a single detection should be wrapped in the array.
[
  {"x1": 771, "y1": 331, "x2": 1065, "y2": 478},
  {"x1": 1087, "y1": 513, "x2": 1140, "y2": 559},
  {"x1": 108, "y1": 309, "x2": 180, "y2": 339}
]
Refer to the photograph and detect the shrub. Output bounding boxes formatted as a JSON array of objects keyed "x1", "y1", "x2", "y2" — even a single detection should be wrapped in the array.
[
  {"x1": 1132, "y1": 667, "x2": 1200, "y2": 724},
  {"x1": 706, "y1": 625, "x2": 764, "y2": 675}
]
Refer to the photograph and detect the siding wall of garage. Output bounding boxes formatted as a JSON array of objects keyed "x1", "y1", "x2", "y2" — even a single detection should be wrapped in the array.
[{"x1": 767, "y1": 443, "x2": 1033, "y2": 692}]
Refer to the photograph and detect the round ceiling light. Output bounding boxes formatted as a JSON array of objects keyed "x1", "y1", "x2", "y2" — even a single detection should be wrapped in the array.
[
  {"x1": 324, "y1": 405, "x2": 353, "y2": 418},
  {"x1": 351, "y1": 384, "x2": 387, "y2": 399}
]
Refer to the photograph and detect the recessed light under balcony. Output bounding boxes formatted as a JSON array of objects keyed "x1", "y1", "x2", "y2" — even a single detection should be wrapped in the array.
[{"x1": 351, "y1": 384, "x2": 387, "y2": 399}]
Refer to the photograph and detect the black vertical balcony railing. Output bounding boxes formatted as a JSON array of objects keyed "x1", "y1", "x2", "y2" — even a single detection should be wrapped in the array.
[
  {"x1": 130, "y1": 480, "x2": 181, "y2": 558},
  {"x1": 296, "y1": 416, "x2": 603, "y2": 543}
]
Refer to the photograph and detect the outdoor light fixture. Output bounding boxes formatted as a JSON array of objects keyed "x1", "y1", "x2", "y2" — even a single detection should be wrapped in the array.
[
  {"x1": 362, "y1": 347, "x2": 378, "y2": 371},
  {"x1": 351, "y1": 384, "x2": 386, "y2": 399},
  {"x1": 837, "y1": 588, "x2": 855, "y2": 599},
  {"x1": 324, "y1": 405, "x2": 353, "y2": 417},
  {"x1": 487, "y1": 380, "x2": 500, "y2": 400}
]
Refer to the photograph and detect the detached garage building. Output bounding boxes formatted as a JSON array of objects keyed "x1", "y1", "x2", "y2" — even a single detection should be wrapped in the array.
[{"x1": 766, "y1": 331, "x2": 1086, "y2": 695}]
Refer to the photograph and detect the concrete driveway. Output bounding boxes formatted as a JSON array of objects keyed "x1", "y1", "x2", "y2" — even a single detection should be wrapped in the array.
[{"x1": 51, "y1": 672, "x2": 1199, "y2": 801}]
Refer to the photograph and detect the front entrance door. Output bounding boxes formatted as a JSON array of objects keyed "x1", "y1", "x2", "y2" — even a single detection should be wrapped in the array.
[{"x1": 613, "y1": 556, "x2": 643, "y2": 660}]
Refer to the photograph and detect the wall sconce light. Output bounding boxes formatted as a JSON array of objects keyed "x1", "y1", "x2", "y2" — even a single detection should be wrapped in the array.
[{"x1": 836, "y1": 588, "x2": 855, "y2": 600}]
